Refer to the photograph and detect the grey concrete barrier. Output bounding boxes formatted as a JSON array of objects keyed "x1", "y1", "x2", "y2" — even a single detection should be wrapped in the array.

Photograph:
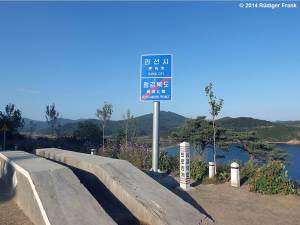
[
  {"x1": 36, "y1": 148, "x2": 213, "y2": 225},
  {"x1": 0, "y1": 151, "x2": 116, "y2": 225}
]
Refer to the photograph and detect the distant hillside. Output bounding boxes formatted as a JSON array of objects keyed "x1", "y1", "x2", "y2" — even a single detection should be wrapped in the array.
[
  {"x1": 22, "y1": 118, "x2": 49, "y2": 131},
  {"x1": 216, "y1": 117, "x2": 300, "y2": 142},
  {"x1": 275, "y1": 121, "x2": 300, "y2": 127},
  {"x1": 21, "y1": 111, "x2": 187, "y2": 137},
  {"x1": 133, "y1": 111, "x2": 187, "y2": 136},
  {"x1": 254, "y1": 125, "x2": 300, "y2": 142},
  {"x1": 22, "y1": 118, "x2": 77, "y2": 132},
  {"x1": 217, "y1": 117, "x2": 273, "y2": 130},
  {"x1": 21, "y1": 113, "x2": 300, "y2": 142}
]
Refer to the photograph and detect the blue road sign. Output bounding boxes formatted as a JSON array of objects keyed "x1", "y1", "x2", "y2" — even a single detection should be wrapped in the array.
[
  {"x1": 140, "y1": 77, "x2": 171, "y2": 101},
  {"x1": 140, "y1": 54, "x2": 172, "y2": 101},
  {"x1": 141, "y1": 54, "x2": 172, "y2": 78}
]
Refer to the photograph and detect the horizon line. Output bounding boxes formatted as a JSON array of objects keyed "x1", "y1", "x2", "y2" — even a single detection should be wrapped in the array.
[{"x1": 22, "y1": 111, "x2": 300, "y2": 123}]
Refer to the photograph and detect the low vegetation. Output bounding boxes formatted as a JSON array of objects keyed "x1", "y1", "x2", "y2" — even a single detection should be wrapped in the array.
[
  {"x1": 159, "y1": 152, "x2": 179, "y2": 174},
  {"x1": 240, "y1": 160, "x2": 257, "y2": 179},
  {"x1": 102, "y1": 144, "x2": 298, "y2": 195},
  {"x1": 190, "y1": 160, "x2": 208, "y2": 183},
  {"x1": 188, "y1": 159, "x2": 298, "y2": 195},
  {"x1": 249, "y1": 161, "x2": 298, "y2": 195}
]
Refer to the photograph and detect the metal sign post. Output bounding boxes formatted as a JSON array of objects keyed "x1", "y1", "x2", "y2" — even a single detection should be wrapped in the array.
[
  {"x1": 140, "y1": 54, "x2": 173, "y2": 172},
  {"x1": 152, "y1": 101, "x2": 160, "y2": 172}
]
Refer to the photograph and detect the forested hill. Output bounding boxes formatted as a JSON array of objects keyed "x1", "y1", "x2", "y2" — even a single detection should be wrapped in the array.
[
  {"x1": 275, "y1": 120, "x2": 300, "y2": 127},
  {"x1": 21, "y1": 113, "x2": 300, "y2": 141},
  {"x1": 216, "y1": 117, "x2": 300, "y2": 141},
  {"x1": 21, "y1": 111, "x2": 187, "y2": 137},
  {"x1": 132, "y1": 111, "x2": 187, "y2": 136},
  {"x1": 217, "y1": 117, "x2": 273, "y2": 130},
  {"x1": 23, "y1": 118, "x2": 77, "y2": 130}
]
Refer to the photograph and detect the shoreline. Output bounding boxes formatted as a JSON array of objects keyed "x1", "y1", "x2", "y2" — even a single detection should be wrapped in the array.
[
  {"x1": 160, "y1": 144, "x2": 178, "y2": 151},
  {"x1": 162, "y1": 141, "x2": 300, "y2": 152},
  {"x1": 162, "y1": 141, "x2": 300, "y2": 149},
  {"x1": 268, "y1": 140, "x2": 300, "y2": 145}
]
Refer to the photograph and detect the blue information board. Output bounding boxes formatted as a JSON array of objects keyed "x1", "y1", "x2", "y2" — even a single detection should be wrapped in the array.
[
  {"x1": 140, "y1": 54, "x2": 172, "y2": 101},
  {"x1": 141, "y1": 54, "x2": 172, "y2": 77}
]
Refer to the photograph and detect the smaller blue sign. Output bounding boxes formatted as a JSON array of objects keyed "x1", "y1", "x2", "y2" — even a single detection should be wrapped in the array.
[
  {"x1": 140, "y1": 77, "x2": 171, "y2": 101},
  {"x1": 141, "y1": 54, "x2": 172, "y2": 77}
]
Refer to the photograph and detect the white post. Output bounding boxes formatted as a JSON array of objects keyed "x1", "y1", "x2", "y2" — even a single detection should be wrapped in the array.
[
  {"x1": 209, "y1": 162, "x2": 215, "y2": 179},
  {"x1": 90, "y1": 149, "x2": 96, "y2": 155},
  {"x1": 180, "y1": 142, "x2": 190, "y2": 190},
  {"x1": 231, "y1": 162, "x2": 240, "y2": 187}
]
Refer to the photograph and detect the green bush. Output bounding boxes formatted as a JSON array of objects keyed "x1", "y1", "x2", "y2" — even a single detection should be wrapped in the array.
[
  {"x1": 190, "y1": 160, "x2": 208, "y2": 183},
  {"x1": 217, "y1": 164, "x2": 230, "y2": 182},
  {"x1": 159, "y1": 152, "x2": 179, "y2": 174},
  {"x1": 241, "y1": 160, "x2": 256, "y2": 179},
  {"x1": 249, "y1": 161, "x2": 298, "y2": 195},
  {"x1": 117, "y1": 144, "x2": 152, "y2": 170},
  {"x1": 116, "y1": 144, "x2": 179, "y2": 173},
  {"x1": 217, "y1": 171, "x2": 230, "y2": 182}
]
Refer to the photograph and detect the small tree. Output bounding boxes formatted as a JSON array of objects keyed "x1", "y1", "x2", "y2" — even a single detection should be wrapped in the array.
[
  {"x1": 171, "y1": 116, "x2": 228, "y2": 158},
  {"x1": 45, "y1": 104, "x2": 59, "y2": 136},
  {"x1": 172, "y1": 117, "x2": 213, "y2": 157},
  {"x1": 205, "y1": 82, "x2": 224, "y2": 174},
  {"x1": 123, "y1": 109, "x2": 137, "y2": 145},
  {"x1": 0, "y1": 103, "x2": 24, "y2": 134},
  {"x1": 96, "y1": 102, "x2": 113, "y2": 151},
  {"x1": 73, "y1": 121, "x2": 102, "y2": 145}
]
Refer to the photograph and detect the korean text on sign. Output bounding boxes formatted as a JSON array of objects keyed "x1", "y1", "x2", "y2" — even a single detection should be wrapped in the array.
[
  {"x1": 140, "y1": 54, "x2": 172, "y2": 101},
  {"x1": 141, "y1": 55, "x2": 172, "y2": 77}
]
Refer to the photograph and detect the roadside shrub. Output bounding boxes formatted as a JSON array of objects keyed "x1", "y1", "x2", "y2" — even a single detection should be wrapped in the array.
[
  {"x1": 217, "y1": 171, "x2": 230, "y2": 182},
  {"x1": 202, "y1": 163, "x2": 233, "y2": 184},
  {"x1": 190, "y1": 160, "x2": 208, "y2": 183},
  {"x1": 99, "y1": 143, "x2": 119, "y2": 158},
  {"x1": 102, "y1": 143, "x2": 179, "y2": 173},
  {"x1": 159, "y1": 152, "x2": 179, "y2": 174},
  {"x1": 249, "y1": 161, "x2": 298, "y2": 195},
  {"x1": 217, "y1": 164, "x2": 230, "y2": 182},
  {"x1": 159, "y1": 152, "x2": 171, "y2": 172},
  {"x1": 117, "y1": 143, "x2": 152, "y2": 170},
  {"x1": 241, "y1": 160, "x2": 257, "y2": 179}
]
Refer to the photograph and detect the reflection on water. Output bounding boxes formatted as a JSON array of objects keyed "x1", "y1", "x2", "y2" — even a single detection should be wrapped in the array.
[{"x1": 165, "y1": 144, "x2": 300, "y2": 183}]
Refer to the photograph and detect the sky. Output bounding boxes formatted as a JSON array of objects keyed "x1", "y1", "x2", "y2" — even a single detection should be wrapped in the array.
[{"x1": 0, "y1": 1, "x2": 299, "y2": 121}]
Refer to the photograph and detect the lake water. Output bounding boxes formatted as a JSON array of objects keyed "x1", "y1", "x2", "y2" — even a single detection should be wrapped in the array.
[{"x1": 165, "y1": 144, "x2": 300, "y2": 183}]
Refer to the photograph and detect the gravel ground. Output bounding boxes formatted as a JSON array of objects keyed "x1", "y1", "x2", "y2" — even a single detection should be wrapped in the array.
[
  {"x1": 0, "y1": 181, "x2": 34, "y2": 225},
  {"x1": 187, "y1": 183, "x2": 300, "y2": 225}
]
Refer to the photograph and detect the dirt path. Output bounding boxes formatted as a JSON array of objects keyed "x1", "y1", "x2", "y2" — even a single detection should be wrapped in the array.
[
  {"x1": 187, "y1": 183, "x2": 300, "y2": 225},
  {"x1": 0, "y1": 181, "x2": 34, "y2": 225}
]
